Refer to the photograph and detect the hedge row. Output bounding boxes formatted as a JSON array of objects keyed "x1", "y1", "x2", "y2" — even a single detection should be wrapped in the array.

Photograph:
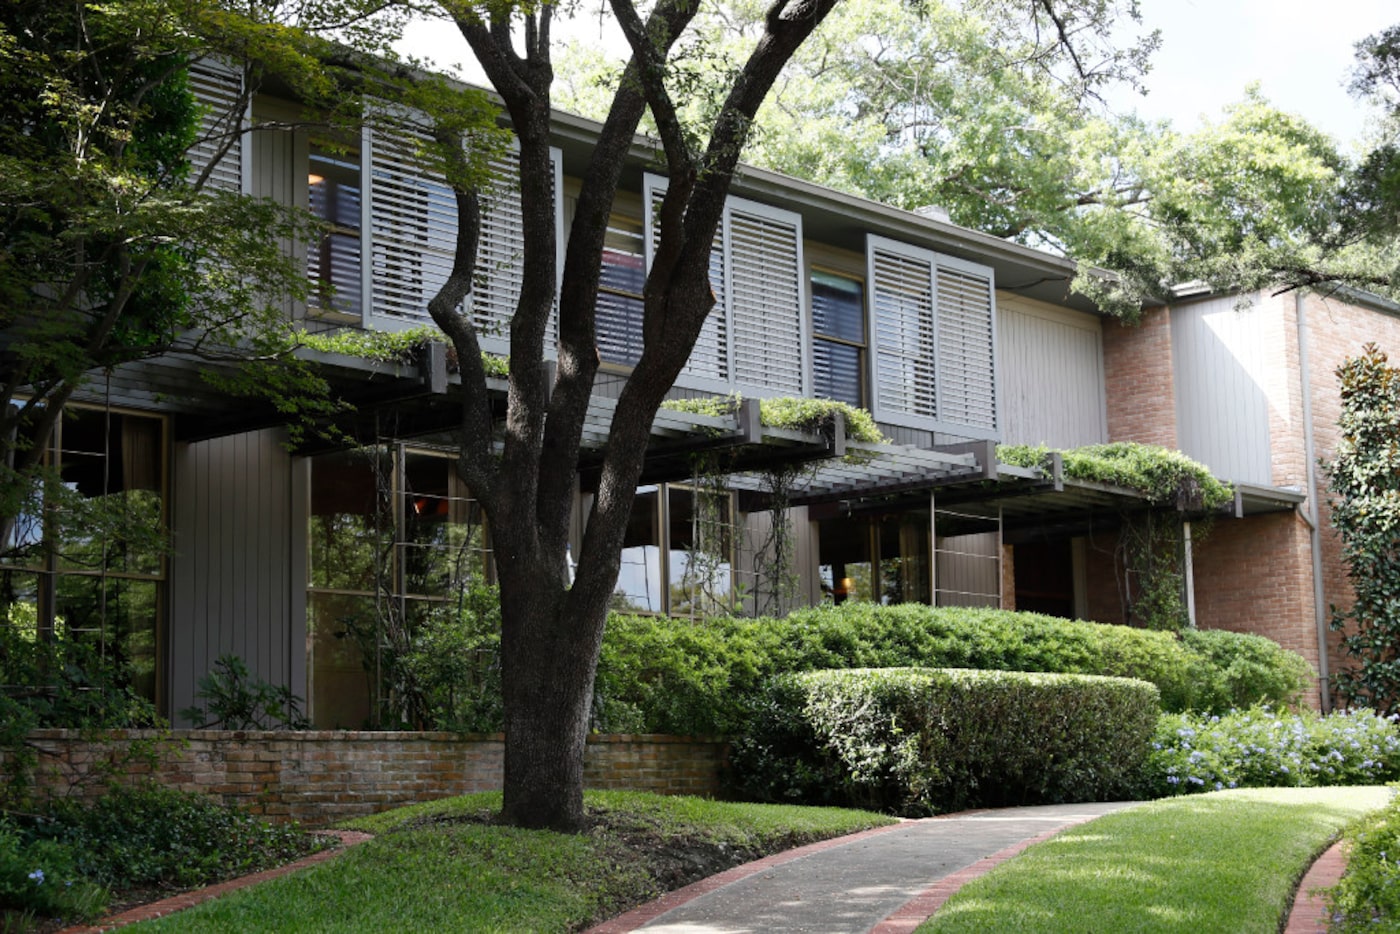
[
  {"x1": 593, "y1": 603, "x2": 1313, "y2": 734},
  {"x1": 729, "y1": 667, "x2": 1160, "y2": 815}
]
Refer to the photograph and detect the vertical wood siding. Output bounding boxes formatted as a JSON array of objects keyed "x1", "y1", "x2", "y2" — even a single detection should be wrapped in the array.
[
  {"x1": 169, "y1": 430, "x2": 302, "y2": 721},
  {"x1": 1170, "y1": 296, "x2": 1273, "y2": 484},
  {"x1": 997, "y1": 297, "x2": 1108, "y2": 448}
]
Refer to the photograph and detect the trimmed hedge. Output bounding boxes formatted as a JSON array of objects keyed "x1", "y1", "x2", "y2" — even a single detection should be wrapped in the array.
[
  {"x1": 592, "y1": 603, "x2": 1312, "y2": 734},
  {"x1": 730, "y1": 667, "x2": 1159, "y2": 815}
]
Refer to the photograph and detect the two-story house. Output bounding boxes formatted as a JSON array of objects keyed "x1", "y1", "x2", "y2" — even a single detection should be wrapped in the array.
[{"x1": 4, "y1": 57, "x2": 1381, "y2": 724}]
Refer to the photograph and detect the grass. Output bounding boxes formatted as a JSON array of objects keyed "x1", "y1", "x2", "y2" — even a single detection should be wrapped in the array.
[
  {"x1": 127, "y1": 790, "x2": 894, "y2": 933},
  {"x1": 918, "y1": 786, "x2": 1393, "y2": 933}
]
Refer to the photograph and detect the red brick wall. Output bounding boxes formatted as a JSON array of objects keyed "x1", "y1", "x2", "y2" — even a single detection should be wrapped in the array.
[
  {"x1": 13, "y1": 731, "x2": 730, "y2": 827},
  {"x1": 1102, "y1": 306, "x2": 1178, "y2": 448},
  {"x1": 1190, "y1": 513, "x2": 1322, "y2": 708}
]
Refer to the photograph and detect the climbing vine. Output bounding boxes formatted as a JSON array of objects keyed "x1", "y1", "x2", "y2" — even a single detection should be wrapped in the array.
[{"x1": 1001, "y1": 442, "x2": 1228, "y2": 631}]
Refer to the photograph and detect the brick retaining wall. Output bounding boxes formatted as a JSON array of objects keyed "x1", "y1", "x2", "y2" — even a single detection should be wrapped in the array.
[{"x1": 13, "y1": 730, "x2": 730, "y2": 827}]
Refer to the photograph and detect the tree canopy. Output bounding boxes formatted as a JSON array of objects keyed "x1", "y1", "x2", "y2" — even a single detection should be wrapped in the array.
[{"x1": 555, "y1": 1, "x2": 1400, "y2": 313}]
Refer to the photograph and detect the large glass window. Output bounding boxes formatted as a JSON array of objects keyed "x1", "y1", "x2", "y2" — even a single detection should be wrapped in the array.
[
  {"x1": 608, "y1": 483, "x2": 737, "y2": 616},
  {"x1": 308, "y1": 145, "x2": 362, "y2": 317},
  {"x1": 305, "y1": 445, "x2": 490, "y2": 729},
  {"x1": 597, "y1": 216, "x2": 647, "y2": 367},
  {"x1": 1, "y1": 407, "x2": 166, "y2": 705},
  {"x1": 811, "y1": 270, "x2": 866, "y2": 407}
]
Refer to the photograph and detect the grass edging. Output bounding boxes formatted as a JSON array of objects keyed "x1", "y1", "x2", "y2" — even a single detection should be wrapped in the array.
[
  {"x1": 916, "y1": 786, "x2": 1392, "y2": 933},
  {"x1": 125, "y1": 791, "x2": 895, "y2": 932}
]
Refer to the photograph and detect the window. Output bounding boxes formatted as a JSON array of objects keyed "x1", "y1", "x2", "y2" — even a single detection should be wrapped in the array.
[
  {"x1": 596, "y1": 216, "x2": 646, "y2": 367},
  {"x1": 608, "y1": 483, "x2": 737, "y2": 616},
  {"x1": 811, "y1": 270, "x2": 867, "y2": 406},
  {"x1": 644, "y1": 176, "x2": 807, "y2": 396},
  {"x1": 867, "y1": 235, "x2": 998, "y2": 438},
  {"x1": 306, "y1": 445, "x2": 490, "y2": 728},
  {"x1": 1, "y1": 407, "x2": 167, "y2": 705},
  {"x1": 308, "y1": 145, "x2": 362, "y2": 318}
]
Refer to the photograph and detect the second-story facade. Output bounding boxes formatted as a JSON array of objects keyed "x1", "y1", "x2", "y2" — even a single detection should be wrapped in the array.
[{"x1": 11, "y1": 57, "x2": 1373, "y2": 726}]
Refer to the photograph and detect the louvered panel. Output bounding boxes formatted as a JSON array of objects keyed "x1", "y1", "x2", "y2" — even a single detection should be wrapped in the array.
[
  {"x1": 870, "y1": 247, "x2": 936, "y2": 420},
  {"x1": 188, "y1": 59, "x2": 243, "y2": 194},
  {"x1": 472, "y1": 149, "x2": 526, "y2": 339},
  {"x1": 368, "y1": 116, "x2": 455, "y2": 324},
  {"x1": 648, "y1": 184, "x2": 727, "y2": 383},
  {"x1": 728, "y1": 208, "x2": 803, "y2": 394},
  {"x1": 935, "y1": 263, "x2": 997, "y2": 431}
]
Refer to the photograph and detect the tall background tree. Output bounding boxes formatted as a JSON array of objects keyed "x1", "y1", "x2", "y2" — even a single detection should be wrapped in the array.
[{"x1": 556, "y1": 0, "x2": 1400, "y2": 313}]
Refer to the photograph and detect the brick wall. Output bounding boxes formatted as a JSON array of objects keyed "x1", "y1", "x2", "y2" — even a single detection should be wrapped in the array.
[
  {"x1": 14, "y1": 731, "x2": 730, "y2": 827},
  {"x1": 1191, "y1": 513, "x2": 1322, "y2": 708},
  {"x1": 1102, "y1": 306, "x2": 1178, "y2": 447}
]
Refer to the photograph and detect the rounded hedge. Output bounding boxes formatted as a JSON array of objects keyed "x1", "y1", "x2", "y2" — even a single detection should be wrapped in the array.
[{"x1": 728, "y1": 667, "x2": 1160, "y2": 814}]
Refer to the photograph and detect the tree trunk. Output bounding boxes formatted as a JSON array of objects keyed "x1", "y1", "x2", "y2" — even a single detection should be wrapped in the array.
[{"x1": 494, "y1": 536, "x2": 606, "y2": 831}]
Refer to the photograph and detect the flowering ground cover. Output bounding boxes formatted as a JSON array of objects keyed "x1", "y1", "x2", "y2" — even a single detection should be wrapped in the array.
[{"x1": 1144, "y1": 706, "x2": 1400, "y2": 796}]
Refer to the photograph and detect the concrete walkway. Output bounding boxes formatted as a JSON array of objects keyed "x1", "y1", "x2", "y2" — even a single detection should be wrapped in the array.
[{"x1": 589, "y1": 801, "x2": 1138, "y2": 934}]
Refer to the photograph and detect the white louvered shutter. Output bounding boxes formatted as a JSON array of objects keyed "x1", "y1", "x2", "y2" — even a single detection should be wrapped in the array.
[
  {"x1": 367, "y1": 112, "x2": 456, "y2": 326},
  {"x1": 727, "y1": 204, "x2": 805, "y2": 395},
  {"x1": 934, "y1": 259, "x2": 997, "y2": 432},
  {"x1": 868, "y1": 237, "x2": 937, "y2": 424},
  {"x1": 187, "y1": 58, "x2": 245, "y2": 194},
  {"x1": 644, "y1": 177, "x2": 727, "y2": 386}
]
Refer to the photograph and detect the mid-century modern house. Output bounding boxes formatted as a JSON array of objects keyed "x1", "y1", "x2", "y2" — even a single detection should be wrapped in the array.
[{"x1": 5, "y1": 58, "x2": 1393, "y2": 726}]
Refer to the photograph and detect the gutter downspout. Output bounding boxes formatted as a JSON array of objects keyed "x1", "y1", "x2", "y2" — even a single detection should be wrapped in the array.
[{"x1": 1296, "y1": 292, "x2": 1331, "y2": 711}]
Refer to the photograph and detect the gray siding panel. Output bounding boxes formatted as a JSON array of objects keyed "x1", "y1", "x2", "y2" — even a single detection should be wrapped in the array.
[
  {"x1": 1171, "y1": 296, "x2": 1272, "y2": 484},
  {"x1": 169, "y1": 429, "x2": 296, "y2": 722},
  {"x1": 997, "y1": 297, "x2": 1107, "y2": 448}
]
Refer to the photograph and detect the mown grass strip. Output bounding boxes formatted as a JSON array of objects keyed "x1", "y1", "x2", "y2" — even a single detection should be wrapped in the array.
[
  {"x1": 128, "y1": 791, "x2": 893, "y2": 933},
  {"x1": 918, "y1": 786, "x2": 1392, "y2": 934}
]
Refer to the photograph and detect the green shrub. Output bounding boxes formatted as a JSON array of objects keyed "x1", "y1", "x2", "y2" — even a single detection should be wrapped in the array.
[
  {"x1": 27, "y1": 784, "x2": 323, "y2": 890},
  {"x1": 0, "y1": 817, "x2": 108, "y2": 924},
  {"x1": 1143, "y1": 706, "x2": 1400, "y2": 797},
  {"x1": 1326, "y1": 791, "x2": 1400, "y2": 930},
  {"x1": 1178, "y1": 628, "x2": 1313, "y2": 711},
  {"x1": 593, "y1": 604, "x2": 1311, "y2": 734},
  {"x1": 731, "y1": 667, "x2": 1160, "y2": 815},
  {"x1": 396, "y1": 583, "x2": 504, "y2": 733},
  {"x1": 180, "y1": 654, "x2": 310, "y2": 730},
  {"x1": 0, "y1": 622, "x2": 161, "y2": 807}
]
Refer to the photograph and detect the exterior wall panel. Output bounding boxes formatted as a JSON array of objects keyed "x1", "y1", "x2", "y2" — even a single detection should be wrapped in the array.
[
  {"x1": 997, "y1": 296, "x2": 1107, "y2": 448},
  {"x1": 1170, "y1": 295, "x2": 1274, "y2": 484},
  {"x1": 170, "y1": 429, "x2": 300, "y2": 722}
]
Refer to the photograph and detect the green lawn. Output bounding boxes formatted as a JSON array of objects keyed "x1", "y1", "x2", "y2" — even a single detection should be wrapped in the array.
[
  {"x1": 919, "y1": 786, "x2": 1393, "y2": 933},
  {"x1": 128, "y1": 791, "x2": 894, "y2": 933}
]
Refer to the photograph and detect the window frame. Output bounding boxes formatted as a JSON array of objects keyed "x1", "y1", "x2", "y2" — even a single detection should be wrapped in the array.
[{"x1": 809, "y1": 265, "x2": 869, "y2": 408}]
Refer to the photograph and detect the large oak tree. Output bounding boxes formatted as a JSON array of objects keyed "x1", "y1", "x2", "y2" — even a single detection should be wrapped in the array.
[{"x1": 414, "y1": 0, "x2": 1153, "y2": 831}]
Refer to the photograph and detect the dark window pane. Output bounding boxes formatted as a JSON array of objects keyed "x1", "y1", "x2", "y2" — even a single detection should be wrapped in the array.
[
  {"x1": 614, "y1": 487, "x2": 661, "y2": 612},
  {"x1": 308, "y1": 149, "x2": 362, "y2": 315},
  {"x1": 812, "y1": 271, "x2": 865, "y2": 342},
  {"x1": 309, "y1": 450, "x2": 388, "y2": 592},
  {"x1": 667, "y1": 487, "x2": 733, "y2": 617},
  {"x1": 813, "y1": 339, "x2": 863, "y2": 406},
  {"x1": 598, "y1": 219, "x2": 646, "y2": 367}
]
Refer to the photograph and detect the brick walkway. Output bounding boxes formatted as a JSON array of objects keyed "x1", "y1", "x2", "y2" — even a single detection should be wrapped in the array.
[{"x1": 1283, "y1": 842, "x2": 1347, "y2": 934}]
